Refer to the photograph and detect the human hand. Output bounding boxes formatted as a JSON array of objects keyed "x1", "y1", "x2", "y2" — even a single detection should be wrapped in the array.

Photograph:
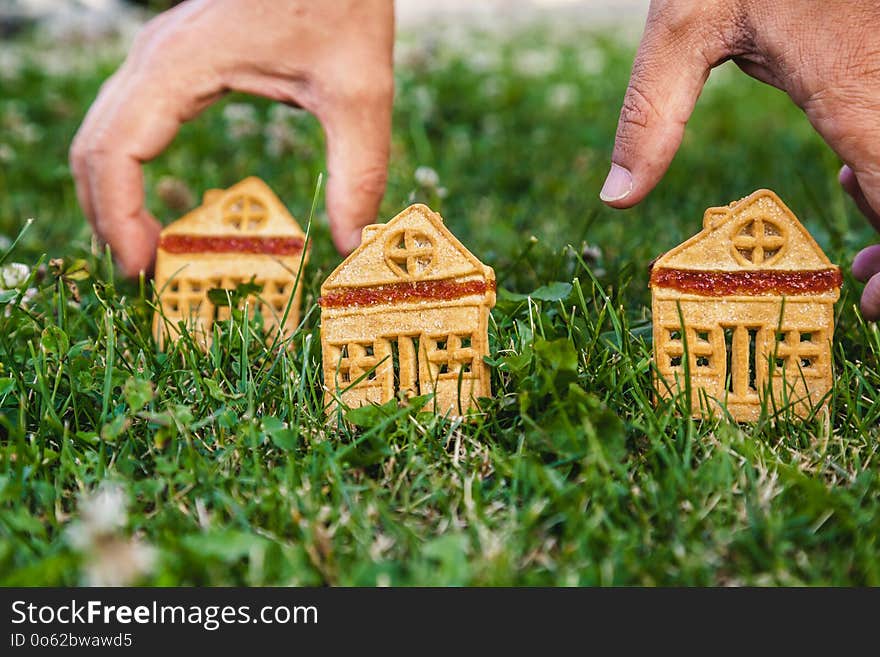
[
  {"x1": 70, "y1": 0, "x2": 394, "y2": 277},
  {"x1": 599, "y1": 0, "x2": 880, "y2": 319}
]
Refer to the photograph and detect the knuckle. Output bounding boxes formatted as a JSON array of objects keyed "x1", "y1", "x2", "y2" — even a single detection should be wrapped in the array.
[
  {"x1": 851, "y1": 161, "x2": 880, "y2": 189},
  {"x1": 370, "y1": 69, "x2": 395, "y2": 101},
  {"x1": 69, "y1": 136, "x2": 87, "y2": 171},
  {"x1": 70, "y1": 136, "x2": 117, "y2": 180},
  {"x1": 618, "y1": 82, "x2": 658, "y2": 132},
  {"x1": 353, "y1": 164, "x2": 388, "y2": 199},
  {"x1": 83, "y1": 138, "x2": 113, "y2": 165},
  {"x1": 332, "y1": 69, "x2": 394, "y2": 106},
  {"x1": 802, "y1": 84, "x2": 873, "y2": 143},
  {"x1": 651, "y1": 0, "x2": 716, "y2": 37},
  {"x1": 650, "y1": 0, "x2": 697, "y2": 36},
  {"x1": 650, "y1": 0, "x2": 741, "y2": 63}
]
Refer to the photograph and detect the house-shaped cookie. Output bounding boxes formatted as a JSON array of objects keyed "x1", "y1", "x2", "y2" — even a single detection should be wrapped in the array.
[
  {"x1": 320, "y1": 204, "x2": 496, "y2": 416},
  {"x1": 153, "y1": 177, "x2": 308, "y2": 346},
  {"x1": 650, "y1": 189, "x2": 842, "y2": 421}
]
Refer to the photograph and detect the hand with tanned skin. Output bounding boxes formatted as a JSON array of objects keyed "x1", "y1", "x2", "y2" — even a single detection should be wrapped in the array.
[
  {"x1": 601, "y1": 0, "x2": 880, "y2": 319},
  {"x1": 70, "y1": 0, "x2": 393, "y2": 278}
]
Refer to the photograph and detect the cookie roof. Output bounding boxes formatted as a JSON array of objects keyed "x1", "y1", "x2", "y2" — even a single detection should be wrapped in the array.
[
  {"x1": 321, "y1": 204, "x2": 494, "y2": 293},
  {"x1": 160, "y1": 177, "x2": 305, "y2": 239},
  {"x1": 653, "y1": 189, "x2": 835, "y2": 272}
]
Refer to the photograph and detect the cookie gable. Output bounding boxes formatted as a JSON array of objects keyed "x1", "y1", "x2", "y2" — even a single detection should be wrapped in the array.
[
  {"x1": 320, "y1": 204, "x2": 496, "y2": 417},
  {"x1": 650, "y1": 189, "x2": 842, "y2": 422},
  {"x1": 154, "y1": 177, "x2": 308, "y2": 346}
]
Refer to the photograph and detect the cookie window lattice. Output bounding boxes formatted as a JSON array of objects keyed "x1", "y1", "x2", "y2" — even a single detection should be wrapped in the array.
[
  {"x1": 384, "y1": 229, "x2": 436, "y2": 279},
  {"x1": 423, "y1": 333, "x2": 479, "y2": 379},
  {"x1": 222, "y1": 195, "x2": 268, "y2": 231},
  {"x1": 731, "y1": 216, "x2": 787, "y2": 266},
  {"x1": 773, "y1": 329, "x2": 824, "y2": 375},
  {"x1": 331, "y1": 340, "x2": 387, "y2": 385}
]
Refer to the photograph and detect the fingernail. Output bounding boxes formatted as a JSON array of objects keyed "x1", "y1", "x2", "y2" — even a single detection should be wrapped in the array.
[{"x1": 600, "y1": 163, "x2": 633, "y2": 203}]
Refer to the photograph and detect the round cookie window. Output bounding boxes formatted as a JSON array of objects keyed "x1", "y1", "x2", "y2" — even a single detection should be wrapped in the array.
[{"x1": 731, "y1": 216, "x2": 787, "y2": 266}]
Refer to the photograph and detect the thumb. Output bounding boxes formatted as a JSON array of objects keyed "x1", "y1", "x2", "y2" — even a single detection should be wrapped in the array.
[
  {"x1": 318, "y1": 82, "x2": 393, "y2": 255},
  {"x1": 601, "y1": 11, "x2": 716, "y2": 208}
]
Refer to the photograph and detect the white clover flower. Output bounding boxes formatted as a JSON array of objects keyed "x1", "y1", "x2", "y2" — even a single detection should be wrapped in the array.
[
  {"x1": 268, "y1": 104, "x2": 306, "y2": 123},
  {"x1": 548, "y1": 83, "x2": 578, "y2": 110},
  {"x1": 264, "y1": 103, "x2": 311, "y2": 158},
  {"x1": 15, "y1": 123, "x2": 41, "y2": 144},
  {"x1": 66, "y1": 482, "x2": 157, "y2": 587},
  {"x1": 443, "y1": 24, "x2": 473, "y2": 55},
  {"x1": 449, "y1": 131, "x2": 472, "y2": 158},
  {"x1": 0, "y1": 49, "x2": 23, "y2": 80},
  {"x1": 414, "y1": 166, "x2": 440, "y2": 189},
  {"x1": 68, "y1": 483, "x2": 128, "y2": 546},
  {"x1": 582, "y1": 243, "x2": 603, "y2": 263},
  {"x1": 482, "y1": 77, "x2": 502, "y2": 99},
  {"x1": 412, "y1": 85, "x2": 435, "y2": 119},
  {"x1": 481, "y1": 115, "x2": 501, "y2": 137},
  {"x1": 579, "y1": 47, "x2": 606, "y2": 76},
  {"x1": 0, "y1": 263, "x2": 30, "y2": 289},
  {"x1": 394, "y1": 40, "x2": 430, "y2": 69},
  {"x1": 513, "y1": 49, "x2": 558, "y2": 77},
  {"x1": 155, "y1": 176, "x2": 194, "y2": 213},
  {"x1": 369, "y1": 533, "x2": 395, "y2": 561},
  {"x1": 82, "y1": 538, "x2": 156, "y2": 588},
  {"x1": 222, "y1": 103, "x2": 259, "y2": 139},
  {"x1": 38, "y1": 0, "x2": 146, "y2": 47},
  {"x1": 0, "y1": 143, "x2": 13, "y2": 163},
  {"x1": 264, "y1": 124, "x2": 290, "y2": 159},
  {"x1": 581, "y1": 243, "x2": 605, "y2": 276},
  {"x1": 20, "y1": 287, "x2": 38, "y2": 310},
  {"x1": 32, "y1": 49, "x2": 77, "y2": 77},
  {"x1": 2, "y1": 103, "x2": 42, "y2": 144},
  {"x1": 470, "y1": 50, "x2": 501, "y2": 73}
]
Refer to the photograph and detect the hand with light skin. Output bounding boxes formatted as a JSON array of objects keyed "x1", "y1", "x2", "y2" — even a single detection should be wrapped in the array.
[
  {"x1": 600, "y1": 0, "x2": 880, "y2": 319},
  {"x1": 70, "y1": 0, "x2": 394, "y2": 277}
]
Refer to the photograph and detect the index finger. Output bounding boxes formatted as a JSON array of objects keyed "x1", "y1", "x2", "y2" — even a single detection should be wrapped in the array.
[{"x1": 75, "y1": 75, "x2": 189, "y2": 276}]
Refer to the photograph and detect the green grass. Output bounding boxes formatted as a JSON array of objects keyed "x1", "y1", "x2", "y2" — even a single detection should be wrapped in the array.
[{"x1": 0, "y1": 22, "x2": 878, "y2": 586}]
